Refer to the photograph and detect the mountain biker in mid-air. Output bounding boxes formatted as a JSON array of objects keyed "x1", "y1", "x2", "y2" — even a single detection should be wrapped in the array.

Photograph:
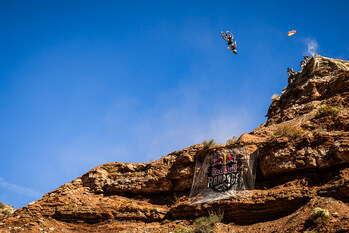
[{"x1": 221, "y1": 31, "x2": 237, "y2": 54}]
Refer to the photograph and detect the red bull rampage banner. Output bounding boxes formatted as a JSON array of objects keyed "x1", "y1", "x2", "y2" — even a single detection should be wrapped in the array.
[{"x1": 189, "y1": 147, "x2": 257, "y2": 204}]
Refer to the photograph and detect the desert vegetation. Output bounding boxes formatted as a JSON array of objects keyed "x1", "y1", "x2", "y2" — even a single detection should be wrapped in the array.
[
  {"x1": 0, "y1": 202, "x2": 13, "y2": 216},
  {"x1": 310, "y1": 207, "x2": 330, "y2": 226},
  {"x1": 173, "y1": 211, "x2": 223, "y2": 233},
  {"x1": 226, "y1": 136, "x2": 238, "y2": 146},
  {"x1": 271, "y1": 94, "x2": 280, "y2": 101},
  {"x1": 174, "y1": 225, "x2": 190, "y2": 233},
  {"x1": 272, "y1": 124, "x2": 305, "y2": 139},
  {"x1": 202, "y1": 139, "x2": 215, "y2": 149},
  {"x1": 191, "y1": 211, "x2": 223, "y2": 233},
  {"x1": 315, "y1": 104, "x2": 340, "y2": 118}
]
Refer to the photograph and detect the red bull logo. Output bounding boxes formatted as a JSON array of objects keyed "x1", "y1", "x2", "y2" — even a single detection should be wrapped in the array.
[
  {"x1": 211, "y1": 154, "x2": 237, "y2": 176},
  {"x1": 208, "y1": 153, "x2": 238, "y2": 192}
]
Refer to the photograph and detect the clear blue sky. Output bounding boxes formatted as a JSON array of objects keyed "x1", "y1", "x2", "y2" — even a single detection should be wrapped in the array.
[{"x1": 0, "y1": 1, "x2": 348, "y2": 208}]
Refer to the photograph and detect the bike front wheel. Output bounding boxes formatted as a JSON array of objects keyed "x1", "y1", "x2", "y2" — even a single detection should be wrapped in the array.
[{"x1": 221, "y1": 31, "x2": 227, "y2": 40}]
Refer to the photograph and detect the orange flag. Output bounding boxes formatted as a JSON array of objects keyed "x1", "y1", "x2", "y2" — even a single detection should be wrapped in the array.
[{"x1": 287, "y1": 30, "x2": 297, "y2": 36}]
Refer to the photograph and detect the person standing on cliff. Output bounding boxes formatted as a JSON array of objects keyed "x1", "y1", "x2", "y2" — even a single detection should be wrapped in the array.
[
  {"x1": 304, "y1": 56, "x2": 310, "y2": 63},
  {"x1": 287, "y1": 67, "x2": 295, "y2": 76},
  {"x1": 287, "y1": 68, "x2": 296, "y2": 84}
]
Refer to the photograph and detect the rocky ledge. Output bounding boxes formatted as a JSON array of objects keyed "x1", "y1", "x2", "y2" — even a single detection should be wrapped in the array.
[
  {"x1": 1, "y1": 55, "x2": 348, "y2": 232},
  {"x1": 0, "y1": 202, "x2": 15, "y2": 221}
]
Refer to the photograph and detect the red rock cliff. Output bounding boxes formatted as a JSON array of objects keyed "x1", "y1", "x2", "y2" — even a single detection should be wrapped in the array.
[{"x1": 1, "y1": 55, "x2": 348, "y2": 232}]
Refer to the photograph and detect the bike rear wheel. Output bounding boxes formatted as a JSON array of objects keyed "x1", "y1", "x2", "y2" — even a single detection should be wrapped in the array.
[{"x1": 226, "y1": 31, "x2": 233, "y2": 39}]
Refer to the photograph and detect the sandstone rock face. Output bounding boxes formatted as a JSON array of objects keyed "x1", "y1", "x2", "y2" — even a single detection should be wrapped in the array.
[
  {"x1": 254, "y1": 55, "x2": 349, "y2": 178},
  {"x1": 1, "y1": 55, "x2": 348, "y2": 232},
  {"x1": 265, "y1": 55, "x2": 349, "y2": 125}
]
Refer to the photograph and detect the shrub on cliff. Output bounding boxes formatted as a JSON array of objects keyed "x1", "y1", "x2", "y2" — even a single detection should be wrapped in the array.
[
  {"x1": 174, "y1": 225, "x2": 189, "y2": 233},
  {"x1": 226, "y1": 136, "x2": 238, "y2": 146},
  {"x1": 315, "y1": 104, "x2": 340, "y2": 118},
  {"x1": 192, "y1": 211, "x2": 223, "y2": 233},
  {"x1": 0, "y1": 202, "x2": 14, "y2": 216},
  {"x1": 272, "y1": 124, "x2": 305, "y2": 139},
  {"x1": 310, "y1": 207, "x2": 330, "y2": 226},
  {"x1": 202, "y1": 139, "x2": 215, "y2": 149},
  {"x1": 271, "y1": 94, "x2": 280, "y2": 101}
]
